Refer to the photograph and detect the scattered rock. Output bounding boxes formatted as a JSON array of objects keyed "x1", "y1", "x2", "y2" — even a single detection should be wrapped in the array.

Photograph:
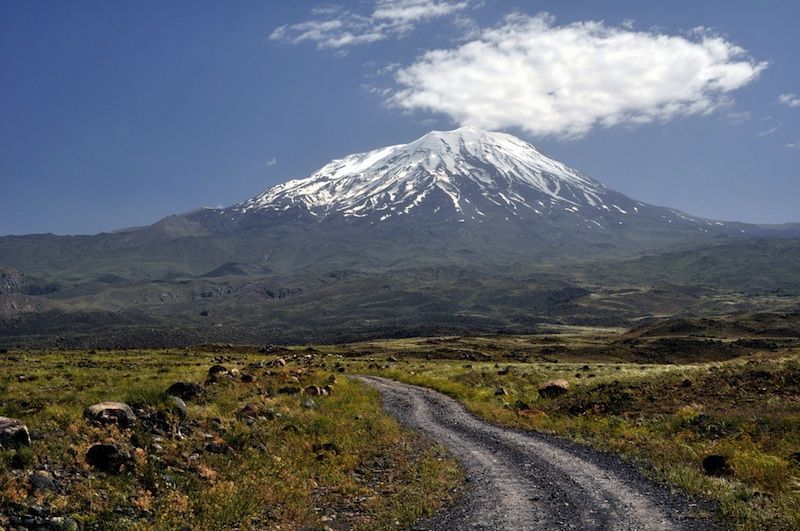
[
  {"x1": 702, "y1": 454, "x2": 732, "y2": 477},
  {"x1": 388, "y1": 356, "x2": 399, "y2": 362},
  {"x1": 167, "y1": 396, "x2": 187, "y2": 417},
  {"x1": 237, "y1": 403, "x2": 259, "y2": 419},
  {"x1": 302, "y1": 399, "x2": 317, "y2": 409},
  {"x1": 0, "y1": 416, "x2": 31, "y2": 447},
  {"x1": 259, "y1": 409, "x2": 278, "y2": 421},
  {"x1": 241, "y1": 373, "x2": 256, "y2": 383},
  {"x1": 580, "y1": 365, "x2": 591, "y2": 371},
  {"x1": 303, "y1": 385, "x2": 323, "y2": 396},
  {"x1": 323, "y1": 385, "x2": 334, "y2": 396},
  {"x1": 495, "y1": 387, "x2": 509, "y2": 396},
  {"x1": 326, "y1": 375, "x2": 337, "y2": 385},
  {"x1": 166, "y1": 381, "x2": 204, "y2": 400},
  {"x1": 497, "y1": 366, "x2": 511, "y2": 375},
  {"x1": 86, "y1": 444, "x2": 129, "y2": 474},
  {"x1": 538, "y1": 380, "x2": 570, "y2": 399},
  {"x1": 270, "y1": 358, "x2": 287, "y2": 367},
  {"x1": 313, "y1": 442, "x2": 340, "y2": 460},
  {"x1": 278, "y1": 386, "x2": 300, "y2": 395},
  {"x1": 83, "y1": 402, "x2": 136, "y2": 428},
  {"x1": 514, "y1": 400, "x2": 530, "y2": 410},
  {"x1": 204, "y1": 442, "x2": 230, "y2": 454},
  {"x1": 29, "y1": 471, "x2": 58, "y2": 493},
  {"x1": 207, "y1": 365, "x2": 230, "y2": 382},
  {"x1": 138, "y1": 408, "x2": 178, "y2": 436},
  {"x1": 46, "y1": 516, "x2": 79, "y2": 531}
]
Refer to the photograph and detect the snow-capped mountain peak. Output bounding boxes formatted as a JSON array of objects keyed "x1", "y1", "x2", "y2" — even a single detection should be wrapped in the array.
[{"x1": 234, "y1": 127, "x2": 714, "y2": 230}]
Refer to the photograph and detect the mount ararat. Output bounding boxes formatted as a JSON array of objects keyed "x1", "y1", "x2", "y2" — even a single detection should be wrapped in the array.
[{"x1": 1, "y1": 127, "x2": 798, "y2": 347}]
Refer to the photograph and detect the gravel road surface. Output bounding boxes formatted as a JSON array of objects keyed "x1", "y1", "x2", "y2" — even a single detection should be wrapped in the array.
[{"x1": 358, "y1": 375, "x2": 714, "y2": 531}]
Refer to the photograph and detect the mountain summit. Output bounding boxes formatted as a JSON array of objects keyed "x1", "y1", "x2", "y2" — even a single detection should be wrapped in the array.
[{"x1": 232, "y1": 126, "x2": 726, "y2": 233}]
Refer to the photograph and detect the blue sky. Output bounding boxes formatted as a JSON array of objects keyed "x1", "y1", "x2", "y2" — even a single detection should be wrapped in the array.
[{"x1": 1, "y1": 0, "x2": 798, "y2": 235}]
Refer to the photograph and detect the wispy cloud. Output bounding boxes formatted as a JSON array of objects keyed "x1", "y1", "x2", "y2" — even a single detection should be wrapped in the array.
[
  {"x1": 725, "y1": 110, "x2": 751, "y2": 124},
  {"x1": 264, "y1": 157, "x2": 278, "y2": 167},
  {"x1": 786, "y1": 141, "x2": 800, "y2": 149},
  {"x1": 389, "y1": 13, "x2": 767, "y2": 138},
  {"x1": 756, "y1": 123, "x2": 782, "y2": 137},
  {"x1": 778, "y1": 93, "x2": 800, "y2": 108},
  {"x1": 270, "y1": 1, "x2": 470, "y2": 50}
]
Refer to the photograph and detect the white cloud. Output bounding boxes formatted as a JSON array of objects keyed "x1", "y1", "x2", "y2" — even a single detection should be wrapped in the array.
[
  {"x1": 786, "y1": 141, "x2": 800, "y2": 149},
  {"x1": 778, "y1": 93, "x2": 800, "y2": 108},
  {"x1": 270, "y1": 1, "x2": 470, "y2": 50},
  {"x1": 389, "y1": 13, "x2": 767, "y2": 137},
  {"x1": 264, "y1": 157, "x2": 278, "y2": 167}
]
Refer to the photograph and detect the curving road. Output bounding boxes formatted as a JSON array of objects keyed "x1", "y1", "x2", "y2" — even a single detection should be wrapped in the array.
[{"x1": 357, "y1": 375, "x2": 713, "y2": 531}]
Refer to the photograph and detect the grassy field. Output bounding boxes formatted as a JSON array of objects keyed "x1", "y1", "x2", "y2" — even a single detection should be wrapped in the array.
[
  {"x1": 346, "y1": 341, "x2": 800, "y2": 530},
  {"x1": 0, "y1": 348, "x2": 462, "y2": 530},
  {"x1": 2, "y1": 325, "x2": 799, "y2": 530}
]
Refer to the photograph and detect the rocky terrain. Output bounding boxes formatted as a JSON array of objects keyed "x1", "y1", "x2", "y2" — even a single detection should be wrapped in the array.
[{"x1": 0, "y1": 348, "x2": 461, "y2": 529}]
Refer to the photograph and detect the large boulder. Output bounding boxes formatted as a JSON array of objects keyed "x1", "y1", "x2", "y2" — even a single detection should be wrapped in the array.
[
  {"x1": 538, "y1": 380, "x2": 570, "y2": 399},
  {"x1": 166, "y1": 381, "x2": 204, "y2": 400},
  {"x1": 0, "y1": 416, "x2": 31, "y2": 447},
  {"x1": 83, "y1": 402, "x2": 136, "y2": 428},
  {"x1": 86, "y1": 444, "x2": 129, "y2": 474}
]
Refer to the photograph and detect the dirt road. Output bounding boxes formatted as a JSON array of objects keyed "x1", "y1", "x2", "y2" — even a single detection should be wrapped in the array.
[{"x1": 358, "y1": 375, "x2": 713, "y2": 530}]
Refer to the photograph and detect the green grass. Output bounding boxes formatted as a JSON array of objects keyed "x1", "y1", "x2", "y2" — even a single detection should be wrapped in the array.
[{"x1": 0, "y1": 349, "x2": 463, "y2": 530}]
